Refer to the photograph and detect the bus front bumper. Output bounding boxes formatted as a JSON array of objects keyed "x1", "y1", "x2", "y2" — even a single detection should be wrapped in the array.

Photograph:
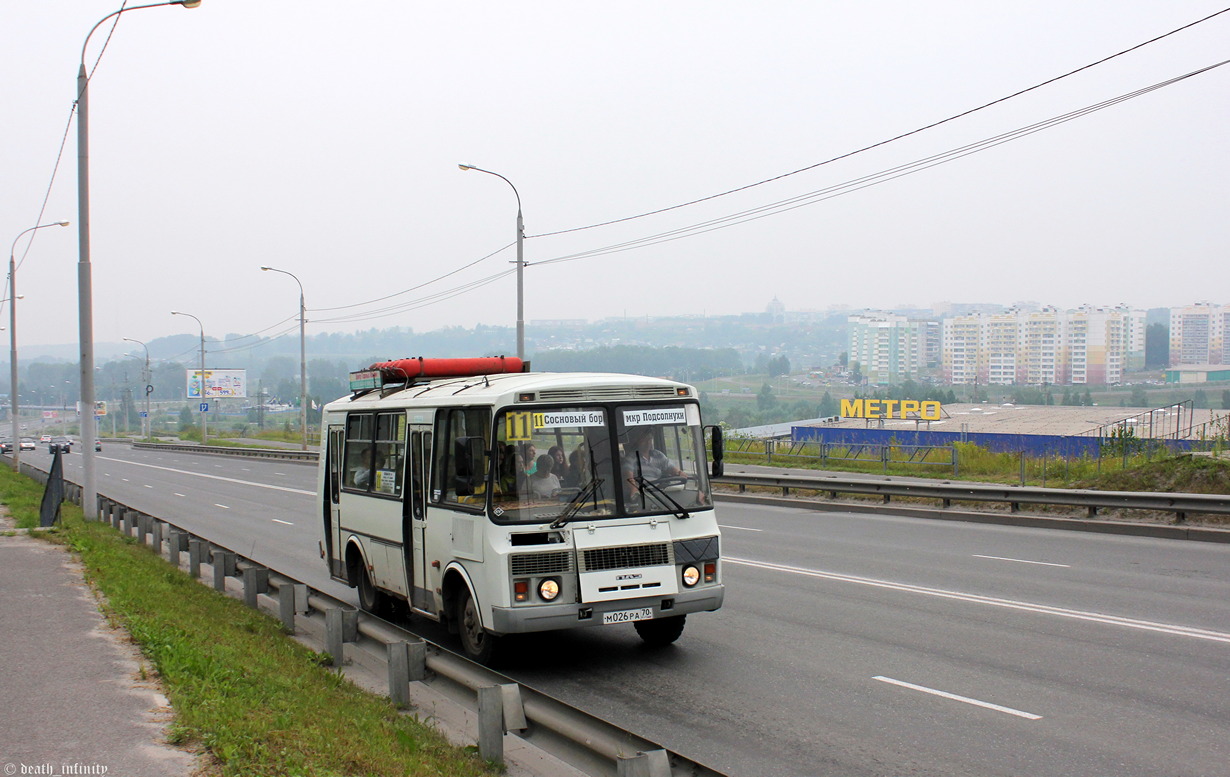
[{"x1": 490, "y1": 584, "x2": 725, "y2": 635}]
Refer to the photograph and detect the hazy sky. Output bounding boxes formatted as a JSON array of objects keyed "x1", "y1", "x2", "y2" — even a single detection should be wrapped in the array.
[{"x1": 4, "y1": 2, "x2": 1228, "y2": 351}]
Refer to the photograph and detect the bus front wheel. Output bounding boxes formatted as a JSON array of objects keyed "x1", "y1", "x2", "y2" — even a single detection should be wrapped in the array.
[
  {"x1": 457, "y1": 589, "x2": 499, "y2": 663},
  {"x1": 634, "y1": 614, "x2": 686, "y2": 646}
]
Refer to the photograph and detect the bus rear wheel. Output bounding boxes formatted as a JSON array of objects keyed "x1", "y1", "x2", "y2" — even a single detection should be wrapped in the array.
[
  {"x1": 634, "y1": 614, "x2": 686, "y2": 646},
  {"x1": 457, "y1": 589, "x2": 499, "y2": 664},
  {"x1": 357, "y1": 565, "x2": 389, "y2": 616}
]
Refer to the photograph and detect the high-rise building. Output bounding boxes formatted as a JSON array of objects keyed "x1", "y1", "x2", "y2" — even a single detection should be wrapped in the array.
[
  {"x1": 941, "y1": 305, "x2": 1144, "y2": 385},
  {"x1": 847, "y1": 312, "x2": 931, "y2": 385},
  {"x1": 1170, "y1": 303, "x2": 1230, "y2": 366}
]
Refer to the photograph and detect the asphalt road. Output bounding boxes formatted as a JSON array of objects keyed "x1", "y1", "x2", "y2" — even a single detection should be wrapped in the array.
[{"x1": 27, "y1": 444, "x2": 1230, "y2": 777}]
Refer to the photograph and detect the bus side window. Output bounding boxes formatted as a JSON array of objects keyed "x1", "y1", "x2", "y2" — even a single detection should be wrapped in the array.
[
  {"x1": 344, "y1": 413, "x2": 375, "y2": 491},
  {"x1": 432, "y1": 408, "x2": 491, "y2": 508}
]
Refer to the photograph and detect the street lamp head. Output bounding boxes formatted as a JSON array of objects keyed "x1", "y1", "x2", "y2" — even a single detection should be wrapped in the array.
[
  {"x1": 180, "y1": 1, "x2": 202, "y2": 8},
  {"x1": 260, "y1": 266, "x2": 271, "y2": 271},
  {"x1": 56, "y1": 222, "x2": 70, "y2": 227},
  {"x1": 458, "y1": 164, "x2": 474, "y2": 171}
]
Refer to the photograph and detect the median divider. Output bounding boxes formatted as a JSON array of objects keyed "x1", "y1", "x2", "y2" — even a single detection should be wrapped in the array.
[{"x1": 31, "y1": 460, "x2": 724, "y2": 777}]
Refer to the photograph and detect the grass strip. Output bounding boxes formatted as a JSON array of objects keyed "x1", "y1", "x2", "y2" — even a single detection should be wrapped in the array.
[{"x1": 0, "y1": 466, "x2": 496, "y2": 777}]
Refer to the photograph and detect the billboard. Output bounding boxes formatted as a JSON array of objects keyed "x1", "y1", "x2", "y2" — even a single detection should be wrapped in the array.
[{"x1": 185, "y1": 369, "x2": 248, "y2": 399}]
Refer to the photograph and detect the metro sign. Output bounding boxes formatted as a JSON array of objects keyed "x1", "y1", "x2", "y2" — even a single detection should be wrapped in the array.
[{"x1": 840, "y1": 398, "x2": 942, "y2": 421}]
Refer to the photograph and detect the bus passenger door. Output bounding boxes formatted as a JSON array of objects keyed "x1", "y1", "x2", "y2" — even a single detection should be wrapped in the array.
[
  {"x1": 325, "y1": 425, "x2": 344, "y2": 578},
  {"x1": 404, "y1": 427, "x2": 432, "y2": 612}
]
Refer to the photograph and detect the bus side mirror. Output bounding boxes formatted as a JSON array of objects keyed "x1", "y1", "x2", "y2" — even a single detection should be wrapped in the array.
[{"x1": 707, "y1": 425, "x2": 724, "y2": 478}]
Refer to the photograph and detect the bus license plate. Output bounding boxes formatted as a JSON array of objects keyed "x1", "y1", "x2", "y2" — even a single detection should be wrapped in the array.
[{"x1": 603, "y1": 607, "x2": 654, "y2": 625}]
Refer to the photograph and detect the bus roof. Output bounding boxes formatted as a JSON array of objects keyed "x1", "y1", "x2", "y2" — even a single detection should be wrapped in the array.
[{"x1": 324, "y1": 371, "x2": 694, "y2": 412}]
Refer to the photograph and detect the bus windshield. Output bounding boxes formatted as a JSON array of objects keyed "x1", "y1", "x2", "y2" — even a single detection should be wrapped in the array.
[
  {"x1": 492, "y1": 406, "x2": 619, "y2": 524},
  {"x1": 490, "y1": 402, "x2": 711, "y2": 524},
  {"x1": 615, "y1": 403, "x2": 711, "y2": 516}
]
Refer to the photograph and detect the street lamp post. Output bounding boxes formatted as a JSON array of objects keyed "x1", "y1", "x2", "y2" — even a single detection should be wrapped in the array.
[
  {"x1": 171, "y1": 311, "x2": 206, "y2": 444},
  {"x1": 77, "y1": 1, "x2": 200, "y2": 518},
  {"x1": 123, "y1": 337, "x2": 151, "y2": 440},
  {"x1": 260, "y1": 266, "x2": 308, "y2": 450},
  {"x1": 9, "y1": 221, "x2": 68, "y2": 472},
  {"x1": 458, "y1": 164, "x2": 525, "y2": 360}
]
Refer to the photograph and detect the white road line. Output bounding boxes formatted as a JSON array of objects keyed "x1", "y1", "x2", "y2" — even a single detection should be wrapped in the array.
[
  {"x1": 719, "y1": 524, "x2": 764, "y2": 532},
  {"x1": 92, "y1": 456, "x2": 314, "y2": 496},
  {"x1": 272, "y1": 519, "x2": 294, "y2": 526},
  {"x1": 973, "y1": 554, "x2": 1071, "y2": 568},
  {"x1": 214, "y1": 504, "x2": 230, "y2": 509},
  {"x1": 143, "y1": 484, "x2": 153, "y2": 489},
  {"x1": 725, "y1": 556, "x2": 1230, "y2": 644},
  {"x1": 873, "y1": 676, "x2": 1042, "y2": 720},
  {"x1": 174, "y1": 493, "x2": 186, "y2": 497}
]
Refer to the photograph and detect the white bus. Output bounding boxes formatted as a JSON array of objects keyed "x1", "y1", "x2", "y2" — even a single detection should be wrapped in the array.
[{"x1": 318, "y1": 356, "x2": 725, "y2": 662}]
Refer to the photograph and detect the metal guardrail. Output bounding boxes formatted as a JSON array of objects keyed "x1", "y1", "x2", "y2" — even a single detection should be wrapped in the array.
[
  {"x1": 713, "y1": 472, "x2": 1230, "y2": 525},
  {"x1": 132, "y1": 441, "x2": 318, "y2": 462},
  {"x1": 21, "y1": 459, "x2": 724, "y2": 777}
]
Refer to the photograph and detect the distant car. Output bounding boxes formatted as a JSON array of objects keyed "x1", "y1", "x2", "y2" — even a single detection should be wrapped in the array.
[
  {"x1": 95, "y1": 440, "x2": 102, "y2": 451},
  {"x1": 0, "y1": 439, "x2": 12, "y2": 454},
  {"x1": 49, "y1": 436, "x2": 71, "y2": 454},
  {"x1": 39, "y1": 434, "x2": 52, "y2": 443},
  {"x1": 19, "y1": 437, "x2": 36, "y2": 451}
]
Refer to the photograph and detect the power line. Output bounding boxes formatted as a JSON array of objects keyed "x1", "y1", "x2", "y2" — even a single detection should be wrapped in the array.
[
  {"x1": 528, "y1": 6, "x2": 1230, "y2": 240},
  {"x1": 531, "y1": 60, "x2": 1229, "y2": 269}
]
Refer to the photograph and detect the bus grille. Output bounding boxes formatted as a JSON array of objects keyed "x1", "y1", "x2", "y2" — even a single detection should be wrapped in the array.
[
  {"x1": 510, "y1": 551, "x2": 573, "y2": 576},
  {"x1": 581, "y1": 542, "x2": 672, "y2": 572}
]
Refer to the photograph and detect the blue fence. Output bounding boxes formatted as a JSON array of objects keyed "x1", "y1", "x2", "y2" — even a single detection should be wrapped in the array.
[{"x1": 791, "y1": 425, "x2": 1206, "y2": 457}]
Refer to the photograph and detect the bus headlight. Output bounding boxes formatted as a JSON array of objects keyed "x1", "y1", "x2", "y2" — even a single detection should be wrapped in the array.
[
  {"x1": 538, "y1": 578, "x2": 561, "y2": 601},
  {"x1": 682, "y1": 565, "x2": 700, "y2": 587}
]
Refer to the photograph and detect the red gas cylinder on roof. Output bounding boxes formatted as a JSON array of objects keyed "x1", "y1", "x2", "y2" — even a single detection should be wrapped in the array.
[{"x1": 369, "y1": 356, "x2": 527, "y2": 381}]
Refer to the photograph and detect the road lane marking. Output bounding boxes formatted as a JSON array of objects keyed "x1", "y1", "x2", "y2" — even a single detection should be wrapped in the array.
[
  {"x1": 873, "y1": 676, "x2": 1041, "y2": 720},
  {"x1": 719, "y1": 524, "x2": 763, "y2": 532},
  {"x1": 174, "y1": 493, "x2": 186, "y2": 497},
  {"x1": 973, "y1": 554, "x2": 1070, "y2": 568},
  {"x1": 272, "y1": 519, "x2": 294, "y2": 526},
  {"x1": 144, "y1": 484, "x2": 153, "y2": 489},
  {"x1": 93, "y1": 456, "x2": 314, "y2": 496},
  {"x1": 725, "y1": 556, "x2": 1230, "y2": 644},
  {"x1": 214, "y1": 504, "x2": 230, "y2": 509}
]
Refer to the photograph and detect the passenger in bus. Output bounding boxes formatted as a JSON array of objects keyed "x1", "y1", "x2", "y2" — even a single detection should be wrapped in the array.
[
  {"x1": 563, "y1": 445, "x2": 589, "y2": 488},
  {"x1": 521, "y1": 442, "x2": 538, "y2": 475},
  {"x1": 495, "y1": 444, "x2": 521, "y2": 497},
  {"x1": 622, "y1": 427, "x2": 682, "y2": 489},
  {"x1": 350, "y1": 447, "x2": 374, "y2": 489},
  {"x1": 528, "y1": 454, "x2": 561, "y2": 498},
  {"x1": 548, "y1": 445, "x2": 570, "y2": 486}
]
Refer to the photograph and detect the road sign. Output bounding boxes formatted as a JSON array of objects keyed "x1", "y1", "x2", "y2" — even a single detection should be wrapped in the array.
[
  {"x1": 139, "y1": 412, "x2": 149, "y2": 418},
  {"x1": 200, "y1": 403, "x2": 209, "y2": 413}
]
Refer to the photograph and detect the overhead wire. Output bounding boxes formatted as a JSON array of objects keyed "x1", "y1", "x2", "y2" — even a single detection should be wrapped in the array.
[
  {"x1": 531, "y1": 60, "x2": 1230, "y2": 268},
  {"x1": 527, "y1": 6, "x2": 1230, "y2": 240}
]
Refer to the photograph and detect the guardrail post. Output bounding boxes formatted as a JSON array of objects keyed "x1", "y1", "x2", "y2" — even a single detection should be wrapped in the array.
[
  {"x1": 407, "y1": 638, "x2": 427, "y2": 682},
  {"x1": 167, "y1": 530, "x2": 181, "y2": 568},
  {"x1": 188, "y1": 540, "x2": 204, "y2": 580},
  {"x1": 477, "y1": 685, "x2": 504, "y2": 764},
  {"x1": 279, "y1": 583, "x2": 298, "y2": 632},
  {"x1": 243, "y1": 567, "x2": 269, "y2": 609},
  {"x1": 617, "y1": 749, "x2": 671, "y2": 777},
  {"x1": 388, "y1": 642, "x2": 410, "y2": 708},
  {"x1": 325, "y1": 608, "x2": 357, "y2": 667},
  {"x1": 137, "y1": 514, "x2": 150, "y2": 545},
  {"x1": 213, "y1": 551, "x2": 236, "y2": 591},
  {"x1": 151, "y1": 520, "x2": 163, "y2": 552},
  {"x1": 110, "y1": 507, "x2": 122, "y2": 531}
]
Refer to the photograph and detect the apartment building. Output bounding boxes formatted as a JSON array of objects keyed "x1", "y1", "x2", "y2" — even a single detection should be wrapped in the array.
[
  {"x1": 847, "y1": 313, "x2": 932, "y2": 385},
  {"x1": 1170, "y1": 303, "x2": 1230, "y2": 366}
]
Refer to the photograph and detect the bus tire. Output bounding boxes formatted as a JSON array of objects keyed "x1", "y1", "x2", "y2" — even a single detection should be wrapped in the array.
[
  {"x1": 634, "y1": 614, "x2": 686, "y2": 646},
  {"x1": 356, "y1": 565, "x2": 389, "y2": 616},
  {"x1": 457, "y1": 588, "x2": 498, "y2": 663}
]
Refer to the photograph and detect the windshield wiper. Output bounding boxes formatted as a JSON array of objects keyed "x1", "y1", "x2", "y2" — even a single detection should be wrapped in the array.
[
  {"x1": 634, "y1": 464, "x2": 693, "y2": 518},
  {"x1": 549, "y1": 477, "x2": 604, "y2": 530}
]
